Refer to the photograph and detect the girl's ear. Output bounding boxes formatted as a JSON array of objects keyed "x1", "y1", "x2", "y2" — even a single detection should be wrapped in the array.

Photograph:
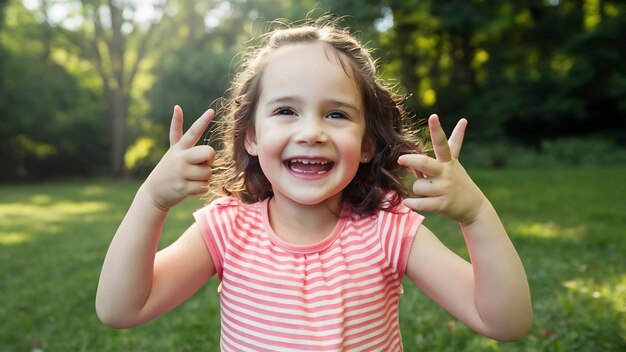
[
  {"x1": 244, "y1": 128, "x2": 258, "y2": 156},
  {"x1": 360, "y1": 138, "x2": 376, "y2": 163}
]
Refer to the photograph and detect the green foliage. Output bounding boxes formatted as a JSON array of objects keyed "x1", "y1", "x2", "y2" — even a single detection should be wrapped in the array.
[
  {"x1": 2, "y1": 0, "x2": 626, "y2": 180},
  {"x1": 0, "y1": 45, "x2": 107, "y2": 181},
  {"x1": 461, "y1": 137, "x2": 626, "y2": 169},
  {"x1": 124, "y1": 137, "x2": 166, "y2": 177},
  {"x1": 539, "y1": 137, "x2": 626, "y2": 166},
  {"x1": 1, "y1": 168, "x2": 625, "y2": 350},
  {"x1": 383, "y1": 0, "x2": 626, "y2": 144},
  {"x1": 146, "y1": 41, "x2": 234, "y2": 133}
]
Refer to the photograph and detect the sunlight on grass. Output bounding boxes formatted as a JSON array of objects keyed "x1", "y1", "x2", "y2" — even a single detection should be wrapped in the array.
[
  {"x1": 51, "y1": 201, "x2": 110, "y2": 215},
  {"x1": 31, "y1": 194, "x2": 52, "y2": 204},
  {"x1": 0, "y1": 200, "x2": 112, "y2": 239},
  {"x1": 0, "y1": 232, "x2": 29, "y2": 245},
  {"x1": 0, "y1": 201, "x2": 110, "y2": 218},
  {"x1": 510, "y1": 221, "x2": 585, "y2": 239},
  {"x1": 563, "y1": 275, "x2": 626, "y2": 314},
  {"x1": 81, "y1": 185, "x2": 106, "y2": 196}
]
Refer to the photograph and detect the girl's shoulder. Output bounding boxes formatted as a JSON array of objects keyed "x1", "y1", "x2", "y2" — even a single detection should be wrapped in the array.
[
  {"x1": 208, "y1": 195, "x2": 244, "y2": 208},
  {"x1": 381, "y1": 202, "x2": 413, "y2": 215},
  {"x1": 197, "y1": 196, "x2": 265, "y2": 218},
  {"x1": 347, "y1": 201, "x2": 418, "y2": 230},
  {"x1": 194, "y1": 196, "x2": 265, "y2": 238},
  {"x1": 371, "y1": 193, "x2": 414, "y2": 217}
]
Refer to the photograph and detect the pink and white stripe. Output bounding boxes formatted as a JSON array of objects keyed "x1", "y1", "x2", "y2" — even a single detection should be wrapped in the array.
[{"x1": 194, "y1": 197, "x2": 423, "y2": 351}]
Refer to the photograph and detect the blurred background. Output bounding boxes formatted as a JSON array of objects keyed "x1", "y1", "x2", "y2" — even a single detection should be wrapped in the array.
[{"x1": 1, "y1": 0, "x2": 625, "y2": 181}]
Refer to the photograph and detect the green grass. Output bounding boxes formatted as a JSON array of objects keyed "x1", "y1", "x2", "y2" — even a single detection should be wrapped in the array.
[{"x1": 1, "y1": 168, "x2": 625, "y2": 351}]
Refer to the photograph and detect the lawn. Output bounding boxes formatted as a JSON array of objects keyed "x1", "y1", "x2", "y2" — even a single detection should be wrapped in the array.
[{"x1": 1, "y1": 167, "x2": 625, "y2": 351}]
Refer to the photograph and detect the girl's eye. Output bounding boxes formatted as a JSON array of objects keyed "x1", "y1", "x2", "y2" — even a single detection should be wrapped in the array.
[
  {"x1": 273, "y1": 107, "x2": 295, "y2": 116},
  {"x1": 327, "y1": 111, "x2": 348, "y2": 120}
]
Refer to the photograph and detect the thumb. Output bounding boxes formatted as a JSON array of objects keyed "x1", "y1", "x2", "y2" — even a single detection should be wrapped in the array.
[
  {"x1": 403, "y1": 197, "x2": 440, "y2": 213},
  {"x1": 169, "y1": 105, "x2": 184, "y2": 147}
]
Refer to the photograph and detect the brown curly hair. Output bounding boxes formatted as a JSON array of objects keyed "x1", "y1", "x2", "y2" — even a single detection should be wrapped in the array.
[{"x1": 208, "y1": 18, "x2": 424, "y2": 216}]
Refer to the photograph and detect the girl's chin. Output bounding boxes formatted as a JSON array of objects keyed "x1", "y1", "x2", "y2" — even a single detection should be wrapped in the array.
[{"x1": 274, "y1": 189, "x2": 344, "y2": 208}]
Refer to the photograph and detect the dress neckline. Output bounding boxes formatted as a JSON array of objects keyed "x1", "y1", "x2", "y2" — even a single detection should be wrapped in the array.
[{"x1": 260, "y1": 198, "x2": 349, "y2": 254}]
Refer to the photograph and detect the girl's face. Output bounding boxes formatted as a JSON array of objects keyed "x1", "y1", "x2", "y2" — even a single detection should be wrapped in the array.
[{"x1": 246, "y1": 42, "x2": 372, "y2": 209}]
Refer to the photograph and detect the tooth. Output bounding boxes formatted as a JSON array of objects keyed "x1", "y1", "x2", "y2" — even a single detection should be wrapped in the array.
[{"x1": 289, "y1": 159, "x2": 331, "y2": 165}]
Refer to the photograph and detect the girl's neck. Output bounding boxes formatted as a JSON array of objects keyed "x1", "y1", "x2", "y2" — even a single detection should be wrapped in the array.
[{"x1": 267, "y1": 194, "x2": 343, "y2": 246}]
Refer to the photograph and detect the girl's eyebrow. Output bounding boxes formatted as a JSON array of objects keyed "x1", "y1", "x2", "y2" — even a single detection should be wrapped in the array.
[
  {"x1": 266, "y1": 95, "x2": 302, "y2": 106},
  {"x1": 332, "y1": 101, "x2": 362, "y2": 114},
  {"x1": 266, "y1": 96, "x2": 361, "y2": 114}
]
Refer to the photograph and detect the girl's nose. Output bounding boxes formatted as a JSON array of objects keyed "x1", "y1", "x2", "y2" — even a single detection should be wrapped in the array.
[{"x1": 295, "y1": 116, "x2": 329, "y2": 145}]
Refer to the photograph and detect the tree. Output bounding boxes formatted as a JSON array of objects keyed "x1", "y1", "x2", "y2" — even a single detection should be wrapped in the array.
[
  {"x1": 83, "y1": 0, "x2": 168, "y2": 176},
  {"x1": 40, "y1": 0, "x2": 169, "y2": 177},
  {"x1": 0, "y1": 2, "x2": 107, "y2": 181},
  {"x1": 384, "y1": 0, "x2": 626, "y2": 143},
  {"x1": 145, "y1": 0, "x2": 330, "y2": 153},
  {"x1": 0, "y1": 0, "x2": 8, "y2": 28},
  {"x1": 145, "y1": 0, "x2": 388, "y2": 133}
]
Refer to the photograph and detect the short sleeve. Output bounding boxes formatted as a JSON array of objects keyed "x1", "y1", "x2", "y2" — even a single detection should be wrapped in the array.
[
  {"x1": 377, "y1": 204, "x2": 425, "y2": 278},
  {"x1": 193, "y1": 197, "x2": 240, "y2": 280}
]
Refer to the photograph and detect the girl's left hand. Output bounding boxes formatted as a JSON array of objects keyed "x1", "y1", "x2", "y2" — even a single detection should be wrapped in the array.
[{"x1": 398, "y1": 114, "x2": 486, "y2": 225}]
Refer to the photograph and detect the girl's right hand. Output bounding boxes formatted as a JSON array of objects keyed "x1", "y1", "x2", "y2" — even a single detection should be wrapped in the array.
[{"x1": 142, "y1": 105, "x2": 216, "y2": 211}]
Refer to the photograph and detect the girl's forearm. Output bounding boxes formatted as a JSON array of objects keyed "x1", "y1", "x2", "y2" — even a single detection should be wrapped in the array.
[
  {"x1": 96, "y1": 185, "x2": 168, "y2": 327},
  {"x1": 460, "y1": 199, "x2": 532, "y2": 341}
]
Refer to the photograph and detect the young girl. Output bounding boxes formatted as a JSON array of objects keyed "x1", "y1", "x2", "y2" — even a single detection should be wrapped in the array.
[{"x1": 96, "y1": 21, "x2": 532, "y2": 351}]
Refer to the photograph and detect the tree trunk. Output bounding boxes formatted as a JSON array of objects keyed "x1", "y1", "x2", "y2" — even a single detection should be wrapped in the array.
[
  {"x1": 109, "y1": 90, "x2": 128, "y2": 178},
  {"x1": 83, "y1": 0, "x2": 165, "y2": 177}
]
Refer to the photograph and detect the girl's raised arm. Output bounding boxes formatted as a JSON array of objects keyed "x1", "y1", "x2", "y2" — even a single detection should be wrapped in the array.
[
  {"x1": 399, "y1": 115, "x2": 532, "y2": 341},
  {"x1": 96, "y1": 106, "x2": 216, "y2": 328}
]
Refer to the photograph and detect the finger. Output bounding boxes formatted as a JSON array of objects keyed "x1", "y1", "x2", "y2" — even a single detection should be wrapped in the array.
[
  {"x1": 429, "y1": 114, "x2": 452, "y2": 162},
  {"x1": 178, "y1": 109, "x2": 215, "y2": 149},
  {"x1": 169, "y1": 105, "x2": 184, "y2": 147},
  {"x1": 183, "y1": 145, "x2": 216, "y2": 165},
  {"x1": 397, "y1": 154, "x2": 444, "y2": 178},
  {"x1": 184, "y1": 164, "x2": 213, "y2": 181},
  {"x1": 403, "y1": 197, "x2": 443, "y2": 213},
  {"x1": 448, "y1": 118, "x2": 468, "y2": 159},
  {"x1": 185, "y1": 180, "x2": 210, "y2": 196},
  {"x1": 411, "y1": 178, "x2": 443, "y2": 197}
]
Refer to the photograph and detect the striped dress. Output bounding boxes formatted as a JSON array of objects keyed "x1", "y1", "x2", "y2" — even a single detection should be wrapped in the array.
[{"x1": 194, "y1": 197, "x2": 423, "y2": 351}]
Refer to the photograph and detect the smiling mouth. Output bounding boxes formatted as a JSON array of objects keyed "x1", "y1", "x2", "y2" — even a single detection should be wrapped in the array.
[{"x1": 286, "y1": 159, "x2": 334, "y2": 174}]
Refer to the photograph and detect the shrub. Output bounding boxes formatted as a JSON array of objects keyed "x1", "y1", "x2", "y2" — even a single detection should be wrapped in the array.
[{"x1": 462, "y1": 137, "x2": 626, "y2": 169}]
